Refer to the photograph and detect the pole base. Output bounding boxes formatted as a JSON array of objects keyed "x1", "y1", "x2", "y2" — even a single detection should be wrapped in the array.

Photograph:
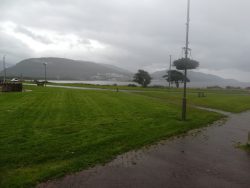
[
  {"x1": 248, "y1": 132, "x2": 250, "y2": 145},
  {"x1": 182, "y1": 98, "x2": 187, "y2": 121}
]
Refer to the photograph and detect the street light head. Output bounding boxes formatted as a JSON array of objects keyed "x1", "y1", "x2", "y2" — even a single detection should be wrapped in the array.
[{"x1": 43, "y1": 62, "x2": 47, "y2": 65}]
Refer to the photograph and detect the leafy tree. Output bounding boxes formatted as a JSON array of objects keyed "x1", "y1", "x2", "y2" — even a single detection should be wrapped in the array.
[
  {"x1": 163, "y1": 70, "x2": 189, "y2": 88},
  {"x1": 173, "y1": 58, "x2": 199, "y2": 70},
  {"x1": 133, "y1": 69, "x2": 152, "y2": 87}
]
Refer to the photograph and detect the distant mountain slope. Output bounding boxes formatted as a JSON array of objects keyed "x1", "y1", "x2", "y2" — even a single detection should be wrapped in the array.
[
  {"x1": 151, "y1": 70, "x2": 250, "y2": 87},
  {"x1": 1, "y1": 57, "x2": 132, "y2": 80}
]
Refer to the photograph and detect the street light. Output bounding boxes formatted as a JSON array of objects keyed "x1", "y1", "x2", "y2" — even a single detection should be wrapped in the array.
[
  {"x1": 3, "y1": 55, "x2": 6, "y2": 83},
  {"x1": 43, "y1": 62, "x2": 47, "y2": 86},
  {"x1": 169, "y1": 55, "x2": 172, "y2": 88}
]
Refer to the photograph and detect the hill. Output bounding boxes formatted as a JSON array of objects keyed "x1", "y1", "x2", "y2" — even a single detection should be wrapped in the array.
[
  {"x1": 151, "y1": 70, "x2": 250, "y2": 88},
  {"x1": 1, "y1": 57, "x2": 132, "y2": 81}
]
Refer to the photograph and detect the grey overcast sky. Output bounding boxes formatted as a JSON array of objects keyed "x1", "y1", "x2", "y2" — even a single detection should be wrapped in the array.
[{"x1": 0, "y1": 0, "x2": 250, "y2": 81}]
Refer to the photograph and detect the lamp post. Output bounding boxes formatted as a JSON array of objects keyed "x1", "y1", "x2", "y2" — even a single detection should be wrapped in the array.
[
  {"x1": 169, "y1": 55, "x2": 172, "y2": 88},
  {"x1": 182, "y1": 0, "x2": 191, "y2": 120},
  {"x1": 43, "y1": 62, "x2": 47, "y2": 86},
  {"x1": 3, "y1": 55, "x2": 6, "y2": 83}
]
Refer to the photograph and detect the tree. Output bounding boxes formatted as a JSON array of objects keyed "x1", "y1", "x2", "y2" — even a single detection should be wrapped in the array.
[
  {"x1": 163, "y1": 70, "x2": 190, "y2": 88},
  {"x1": 133, "y1": 69, "x2": 151, "y2": 87}
]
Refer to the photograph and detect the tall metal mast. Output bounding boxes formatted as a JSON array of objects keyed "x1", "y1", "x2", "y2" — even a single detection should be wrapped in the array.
[
  {"x1": 43, "y1": 62, "x2": 47, "y2": 87},
  {"x1": 3, "y1": 55, "x2": 6, "y2": 83},
  {"x1": 169, "y1": 55, "x2": 172, "y2": 88},
  {"x1": 182, "y1": 0, "x2": 190, "y2": 120}
]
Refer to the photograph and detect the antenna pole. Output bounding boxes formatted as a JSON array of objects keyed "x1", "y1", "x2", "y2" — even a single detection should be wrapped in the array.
[
  {"x1": 182, "y1": 0, "x2": 190, "y2": 120},
  {"x1": 3, "y1": 55, "x2": 6, "y2": 83},
  {"x1": 169, "y1": 55, "x2": 172, "y2": 88},
  {"x1": 43, "y1": 62, "x2": 47, "y2": 87}
]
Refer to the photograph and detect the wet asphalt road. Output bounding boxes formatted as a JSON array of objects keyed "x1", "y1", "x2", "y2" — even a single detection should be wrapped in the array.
[{"x1": 38, "y1": 111, "x2": 250, "y2": 188}]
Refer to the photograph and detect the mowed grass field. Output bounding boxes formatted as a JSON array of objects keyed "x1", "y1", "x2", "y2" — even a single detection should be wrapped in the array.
[
  {"x1": 136, "y1": 90, "x2": 250, "y2": 113},
  {"x1": 246, "y1": 145, "x2": 250, "y2": 151},
  {"x1": 1, "y1": 85, "x2": 248, "y2": 187},
  {"x1": 43, "y1": 81, "x2": 250, "y2": 112},
  {"x1": 32, "y1": 81, "x2": 250, "y2": 94},
  {"x1": 239, "y1": 143, "x2": 250, "y2": 152}
]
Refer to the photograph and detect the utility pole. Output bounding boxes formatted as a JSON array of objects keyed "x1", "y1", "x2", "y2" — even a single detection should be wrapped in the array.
[
  {"x1": 43, "y1": 62, "x2": 47, "y2": 86},
  {"x1": 3, "y1": 55, "x2": 6, "y2": 83},
  {"x1": 169, "y1": 55, "x2": 172, "y2": 88},
  {"x1": 182, "y1": 0, "x2": 190, "y2": 120},
  {"x1": 20, "y1": 73, "x2": 23, "y2": 82}
]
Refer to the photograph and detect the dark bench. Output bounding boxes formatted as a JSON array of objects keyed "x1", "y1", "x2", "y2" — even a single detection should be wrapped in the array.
[{"x1": 36, "y1": 82, "x2": 45, "y2": 86}]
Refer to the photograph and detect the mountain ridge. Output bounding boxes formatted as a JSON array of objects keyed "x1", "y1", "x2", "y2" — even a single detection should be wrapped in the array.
[
  {"x1": 151, "y1": 70, "x2": 250, "y2": 87},
  {"x1": 0, "y1": 57, "x2": 132, "y2": 81}
]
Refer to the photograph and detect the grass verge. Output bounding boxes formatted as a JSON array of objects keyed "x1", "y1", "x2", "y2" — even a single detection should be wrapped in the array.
[
  {"x1": 240, "y1": 144, "x2": 250, "y2": 152},
  {"x1": 135, "y1": 91, "x2": 250, "y2": 113}
]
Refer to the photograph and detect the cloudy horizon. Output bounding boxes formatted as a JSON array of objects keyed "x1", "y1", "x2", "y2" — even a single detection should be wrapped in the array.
[{"x1": 1, "y1": 0, "x2": 250, "y2": 82}]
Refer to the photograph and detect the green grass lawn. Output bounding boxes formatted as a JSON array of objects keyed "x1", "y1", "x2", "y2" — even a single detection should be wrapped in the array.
[
  {"x1": 26, "y1": 81, "x2": 174, "y2": 92},
  {"x1": 26, "y1": 81, "x2": 250, "y2": 94},
  {"x1": 0, "y1": 86, "x2": 223, "y2": 187},
  {"x1": 245, "y1": 144, "x2": 250, "y2": 150},
  {"x1": 246, "y1": 144, "x2": 250, "y2": 151},
  {"x1": 240, "y1": 144, "x2": 250, "y2": 152},
  {"x1": 136, "y1": 91, "x2": 250, "y2": 113}
]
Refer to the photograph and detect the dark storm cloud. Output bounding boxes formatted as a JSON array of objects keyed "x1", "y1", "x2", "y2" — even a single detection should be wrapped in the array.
[{"x1": 0, "y1": 0, "x2": 250, "y2": 81}]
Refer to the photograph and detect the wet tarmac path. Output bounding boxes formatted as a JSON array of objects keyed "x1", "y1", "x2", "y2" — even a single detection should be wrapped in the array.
[{"x1": 38, "y1": 111, "x2": 250, "y2": 188}]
